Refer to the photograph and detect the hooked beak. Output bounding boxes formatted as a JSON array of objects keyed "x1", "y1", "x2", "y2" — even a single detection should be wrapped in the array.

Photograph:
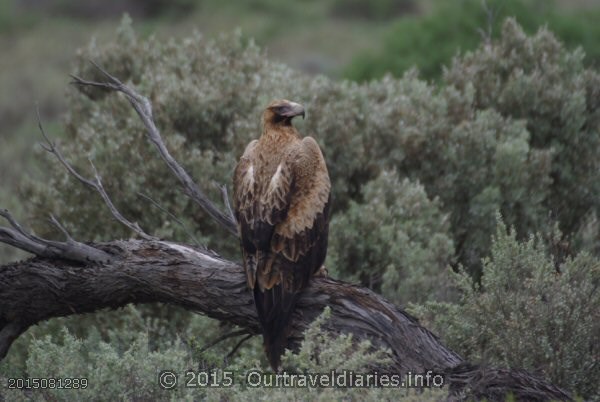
[{"x1": 280, "y1": 102, "x2": 305, "y2": 119}]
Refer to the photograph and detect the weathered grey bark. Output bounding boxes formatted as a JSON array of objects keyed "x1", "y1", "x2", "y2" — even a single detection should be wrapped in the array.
[
  {"x1": 0, "y1": 63, "x2": 574, "y2": 401},
  {"x1": 0, "y1": 239, "x2": 460, "y2": 370},
  {"x1": 0, "y1": 240, "x2": 571, "y2": 401}
]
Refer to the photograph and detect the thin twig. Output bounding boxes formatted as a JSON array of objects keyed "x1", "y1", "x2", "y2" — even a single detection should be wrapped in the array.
[
  {"x1": 48, "y1": 214, "x2": 73, "y2": 241},
  {"x1": 226, "y1": 333, "x2": 253, "y2": 360},
  {"x1": 70, "y1": 61, "x2": 238, "y2": 237},
  {"x1": 0, "y1": 208, "x2": 113, "y2": 263},
  {"x1": 136, "y1": 191, "x2": 202, "y2": 247},
  {"x1": 199, "y1": 329, "x2": 250, "y2": 354},
  {"x1": 36, "y1": 107, "x2": 156, "y2": 241},
  {"x1": 217, "y1": 183, "x2": 236, "y2": 225},
  {"x1": 87, "y1": 158, "x2": 156, "y2": 240},
  {"x1": 477, "y1": 0, "x2": 496, "y2": 45},
  {"x1": 0, "y1": 209, "x2": 46, "y2": 245}
]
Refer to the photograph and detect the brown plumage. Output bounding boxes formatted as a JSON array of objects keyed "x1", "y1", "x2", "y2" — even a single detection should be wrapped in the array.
[{"x1": 233, "y1": 99, "x2": 331, "y2": 371}]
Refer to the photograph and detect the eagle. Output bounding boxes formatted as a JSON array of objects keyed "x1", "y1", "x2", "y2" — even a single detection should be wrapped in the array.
[{"x1": 233, "y1": 99, "x2": 331, "y2": 371}]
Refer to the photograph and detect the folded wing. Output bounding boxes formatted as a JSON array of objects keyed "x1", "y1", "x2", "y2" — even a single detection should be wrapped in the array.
[{"x1": 233, "y1": 136, "x2": 331, "y2": 370}]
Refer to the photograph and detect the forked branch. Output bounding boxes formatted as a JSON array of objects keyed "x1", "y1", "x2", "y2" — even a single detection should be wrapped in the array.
[
  {"x1": 37, "y1": 109, "x2": 155, "y2": 241},
  {"x1": 0, "y1": 240, "x2": 572, "y2": 402},
  {"x1": 70, "y1": 61, "x2": 238, "y2": 235},
  {"x1": 0, "y1": 209, "x2": 112, "y2": 264}
]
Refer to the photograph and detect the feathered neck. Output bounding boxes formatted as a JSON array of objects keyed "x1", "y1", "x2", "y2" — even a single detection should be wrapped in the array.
[{"x1": 261, "y1": 122, "x2": 301, "y2": 142}]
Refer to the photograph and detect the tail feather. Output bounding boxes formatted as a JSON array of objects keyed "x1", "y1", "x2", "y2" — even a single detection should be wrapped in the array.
[
  {"x1": 253, "y1": 285, "x2": 300, "y2": 371},
  {"x1": 252, "y1": 251, "x2": 317, "y2": 371},
  {"x1": 244, "y1": 253, "x2": 257, "y2": 288}
]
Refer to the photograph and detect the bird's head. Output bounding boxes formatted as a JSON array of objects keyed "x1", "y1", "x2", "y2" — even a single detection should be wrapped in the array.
[{"x1": 262, "y1": 99, "x2": 305, "y2": 128}]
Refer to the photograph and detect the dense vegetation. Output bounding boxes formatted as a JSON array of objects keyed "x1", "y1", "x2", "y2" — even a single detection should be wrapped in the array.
[
  {"x1": 346, "y1": 0, "x2": 600, "y2": 81},
  {"x1": 0, "y1": 8, "x2": 598, "y2": 402}
]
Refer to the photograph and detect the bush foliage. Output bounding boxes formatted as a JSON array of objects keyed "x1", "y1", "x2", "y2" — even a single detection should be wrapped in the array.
[
  {"x1": 345, "y1": 0, "x2": 600, "y2": 81},
  {"x1": 2, "y1": 309, "x2": 446, "y2": 401},
  {"x1": 24, "y1": 17, "x2": 600, "y2": 277},
  {"x1": 0, "y1": 15, "x2": 597, "y2": 400},
  {"x1": 411, "y1": 217, "x2": 599, "y2": 398},
  {"x1": 328, "y1": 170, "x2": 456, "y2": 305}
]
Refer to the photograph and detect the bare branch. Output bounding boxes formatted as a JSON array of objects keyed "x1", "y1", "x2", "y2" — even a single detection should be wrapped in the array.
[
  {"x1": 137, "y1": 191, "x2": 202, "y2": 247},
  {"x1": 226, "y1": 333, "x2": 253, "y2": 360},
  {"x1": 217, "y1": 183, "x2": 236, "y2": 225},
  {"x1": 0, "y1": 241, "x2": 573, "y2": 401},
  {"x1": 478, "y1": 0, "x2": 496, "y2": 45},
  {"x1": 0, "y1": 208, "x2": 47, "y2": 245},
  {"x1": 0, "y1": 226, "x2": 46, "y2": 256},
  {"x1": 37, "y1": 108, "x2": 156, "y2": 241},
  {"x1": 199, "y1": 329, "x2": 251, "y2": 354},
  {"x1": 0, "y1": 322, "x2": 24, "y2": 361},
  {"x1": 48, "y1": 214, "x2": 73, "y2": 241},
  {"x1": 70, "y1": 62, "x2": 238, "y2": 236},
  {"x1": 0, "y1": 209, "x2": 113, "y2": 263},
  {"x1": 87, "y1": 158, "x2": 156, "y2": 240}
]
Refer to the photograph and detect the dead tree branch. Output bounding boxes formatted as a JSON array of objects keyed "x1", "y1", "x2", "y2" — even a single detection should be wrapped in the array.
[
  {"x1": 0, "y1": 239, "x2": 572, "y2": 401},
  {"x1": 136, "y1": 191, "x2": 202, "y2": 247},
  {"x1": 37, "y1": 110, "x2": 156, "y2": 241},
  {"x1": 477, "y1": 0, "x2": 496, "y2": 45},
  {"x1": 0, "y1": 209, "x2": 112, "y2": 264},
  {"x1": 1, "y1": 238, "x2": 458, "y2": 371},
  {"x1": 70, "y1": 62, "x2": 237, "y2": 235}
]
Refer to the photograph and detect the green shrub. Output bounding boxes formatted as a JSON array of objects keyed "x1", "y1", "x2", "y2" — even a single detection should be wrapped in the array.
[
  {"x1": 328, "y1": 170, "x2": 456, "y2": 305},
  {"x1": 27, "y1": 18, "x2": 598, "y2": 278},
  {"x1": 410, "y1": 216, "x2": 600, "y2": 399},
  {"x1": 345, "y1": 0, "x2": 600, "y2": 81},
  {"x1": 371, "y1": 76, "x2": 553, "y2": 274},
  {"x1": 444, "y1": 19, "x2": 600, "y2": 251},
  {"x1": 359, "y1": 19, "x2": 598, "y2": 276},
  {"x1": 1, "y1": 309, "x2": 447, "y2": 401}
]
